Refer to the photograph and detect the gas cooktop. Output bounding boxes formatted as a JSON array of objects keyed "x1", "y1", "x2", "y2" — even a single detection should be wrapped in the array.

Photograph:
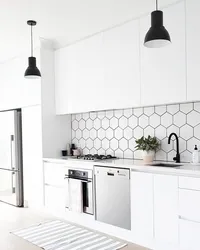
[{"x1": 76, "y1": 154, "x2": 117, "y2": 161}]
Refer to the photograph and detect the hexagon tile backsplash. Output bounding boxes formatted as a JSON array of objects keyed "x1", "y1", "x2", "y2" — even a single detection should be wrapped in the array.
[{"x1": 71, "y1": 102, "x2": 200, "y2": 163}]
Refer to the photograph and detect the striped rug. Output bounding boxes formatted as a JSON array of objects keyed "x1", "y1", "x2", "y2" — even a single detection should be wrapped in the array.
[{"x1": 11, "y1": 220, "x2": 127, "y2": 250}]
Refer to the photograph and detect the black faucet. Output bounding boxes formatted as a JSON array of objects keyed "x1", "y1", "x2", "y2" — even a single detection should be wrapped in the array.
[{"x1": 168, "y1": 133, "x2": 180, "y2": 163}]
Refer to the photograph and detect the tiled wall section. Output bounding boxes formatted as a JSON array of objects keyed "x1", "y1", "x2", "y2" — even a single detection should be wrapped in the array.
[{"x1": 71, "y1": 102, "x2": 200, "y2": 162}]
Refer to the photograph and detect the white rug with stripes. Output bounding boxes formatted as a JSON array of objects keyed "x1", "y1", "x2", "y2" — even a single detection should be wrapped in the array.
[{"x1": 11, "y1": 220, "x2": 127, "y2": 250}]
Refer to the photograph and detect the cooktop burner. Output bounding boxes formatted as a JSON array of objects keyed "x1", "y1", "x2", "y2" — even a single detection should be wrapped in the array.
[{"x1": 79, "y1": 154, "x2": 117, "y2": 161}]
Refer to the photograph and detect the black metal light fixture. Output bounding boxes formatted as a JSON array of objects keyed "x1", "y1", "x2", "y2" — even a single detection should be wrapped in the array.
[
  {"x1": 24, "y1": 20, "x2": 41, "y2": 79},
  {"x1": 144, "y1": 0, "x2": 171, "y2": 48}
]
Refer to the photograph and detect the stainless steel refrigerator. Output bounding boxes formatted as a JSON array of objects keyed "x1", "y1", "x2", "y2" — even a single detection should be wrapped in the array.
[{"x1": 0, "y1": 109, "x2": 23, "y2": 207}]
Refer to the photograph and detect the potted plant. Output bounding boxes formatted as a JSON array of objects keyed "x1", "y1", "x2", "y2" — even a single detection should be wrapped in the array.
[{"x1": 135, "y1": 135, "x2": 160, "y2": 163}]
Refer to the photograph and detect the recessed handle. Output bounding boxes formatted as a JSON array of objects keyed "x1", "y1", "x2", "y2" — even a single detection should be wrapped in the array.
[{"x1": 107, "y1": 172, "x2": 114, "y2": 176}]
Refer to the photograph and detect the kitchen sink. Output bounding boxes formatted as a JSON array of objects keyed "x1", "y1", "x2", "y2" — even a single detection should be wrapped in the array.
[{"x1": 150, "y1": 163, "x2": 182, "y2": 168}]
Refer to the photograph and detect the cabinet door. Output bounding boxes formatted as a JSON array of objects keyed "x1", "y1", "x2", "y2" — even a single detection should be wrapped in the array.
[
  {"x1": 154, "y1": 174, "x2": 179, "y2": 249},
  {"x1": 140, "y1": 2, "x2": 186, "y2": 106},
  {"x1": 186, "y1": 0, "x2": 200, "y2": 101},
  {"x1": 103, "y1": 20, "x2": 141, "y2": 110},
  {"x1": 131, "y1": 172, "x2": 154, "y2": 249},
  {"x1": 44, "y1": 162, "x2": 65, "y2": 187},
  {"x1": 45, "y1": 185, "x2": 65, "y2": 214}
]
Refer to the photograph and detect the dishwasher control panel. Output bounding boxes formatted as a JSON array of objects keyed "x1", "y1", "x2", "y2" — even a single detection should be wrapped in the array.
[{"x1": 94, "y1": 166, "x2": 130, "y2": 179}]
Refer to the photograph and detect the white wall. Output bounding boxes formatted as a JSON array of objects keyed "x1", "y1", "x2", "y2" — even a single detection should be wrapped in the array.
[{"x1": 40, "y1": 40, "x2": 71, "y2": 158}]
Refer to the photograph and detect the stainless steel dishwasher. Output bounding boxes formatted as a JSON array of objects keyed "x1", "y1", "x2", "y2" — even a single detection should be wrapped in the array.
[{"x1": 94, "y1": 166, "x2": 131, "y2": 230}]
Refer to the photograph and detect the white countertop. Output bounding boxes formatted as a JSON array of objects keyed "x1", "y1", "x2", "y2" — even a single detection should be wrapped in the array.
[{"x1": 43, "y1": 157, "x2": 200, "y2": 177}]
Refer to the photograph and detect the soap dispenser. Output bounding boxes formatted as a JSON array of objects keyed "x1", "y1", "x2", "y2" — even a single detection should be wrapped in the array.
[{"x1": 192, "y1": 145, "x2": 199, "y2": 164}]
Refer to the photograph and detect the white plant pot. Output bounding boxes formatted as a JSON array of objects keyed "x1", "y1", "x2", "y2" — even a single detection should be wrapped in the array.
[{"x1": 142, "y1": 150, "x2": 155, "y2": 164}]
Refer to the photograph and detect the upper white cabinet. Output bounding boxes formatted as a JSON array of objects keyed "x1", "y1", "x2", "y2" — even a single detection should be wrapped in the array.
[
  {"x1": 102, "y1": 20, "x2": 140, "y2": 110},
  {"x1": 140, "y1": 2, "x2": 186, "y2": 106},
  {"x1": 131, "y1": 172, "x2": 154, "y2": 249},
  {"x1": 186, "y1": 0, "x2": 200, "y2": 101},
  {"x1": 55, "y1": 20, "x2": 140, "y2": 114},
  {"x1": 153, "y1": 174, "x2": 179, "y2": 250}
]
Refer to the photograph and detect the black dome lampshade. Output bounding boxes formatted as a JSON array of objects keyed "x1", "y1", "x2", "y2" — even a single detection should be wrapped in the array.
[
  {"x1": 24, "y1": 20, "x2": 41, "y2": 79},
  {"x1": 144, "y1": 0, "x2": 171, "y2": 48}
]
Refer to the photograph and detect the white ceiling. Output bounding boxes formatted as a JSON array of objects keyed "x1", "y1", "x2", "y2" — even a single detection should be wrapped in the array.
[{"x1": 0, "y1": 0, "x2": 179, "y2": 62}]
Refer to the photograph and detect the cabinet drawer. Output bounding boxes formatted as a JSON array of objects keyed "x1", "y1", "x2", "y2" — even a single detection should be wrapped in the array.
[
  {"x1": 179, "y1": 176, "x2": 200, "y2": 191},
  {"x1": 44, "y1": 162, "x2": 65, "y2": 187},
  {"x1": 180, "y1": 219, "x2": 200, "y2": 250},
  {"x1": 179, "y1": 189, "x2": 200, "y2": 222}
]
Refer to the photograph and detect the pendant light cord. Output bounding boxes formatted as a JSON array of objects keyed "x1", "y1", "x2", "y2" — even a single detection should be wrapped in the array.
[
  {"x1": 31, "y1": 24, "x2": 33, "y2": 57},
  {"x1": 156, "y1": 0, "x2": 158, "y2": 10}
]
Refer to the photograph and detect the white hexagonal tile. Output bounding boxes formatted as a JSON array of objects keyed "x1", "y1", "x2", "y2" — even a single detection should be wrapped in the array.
[
  {"x1": 106, "y1": 148, "x2": 114, "y2": 156},
  {"x1": 144, "y1": 106, "x2": 154, "y2": 116},
  {"x1": 98, "y1": 128, "x2": 106, "y2": 140},
  {"x1": 155, "y1": 150, "x2": 167, "y2": 161},
  {"x1": 72, "y1": 138, "x2": 78, "y2": 146},
  {"x1": 86, "y1": 138, "x2": 93, "y2": 150},
  {"x1": 119, "y1": 116, "x2": 128, "y2": 129},
  {"x1": 180, "y1": 150, "x2": 191, "y2": 163},
  {"x1": 86, "y1": 119, "x2": 93, "y2": 130},
  {"x1": 105, "y1": 128, "x2": 114, "y2": 140},
  {"x1": 102, "y1": 117, "x2": 109, "y2": 130},
  {"x1": 167, "y1": 104, "x2": 179, "y2": 115},
  {"x1": 75, "y1": 114, "x2": 82, "y2": 121},
  {"x1": 128, "y1": 115, "x2": 138, "y2": 129},
  {"x1": 134, "y1": 150, "x2": 143, "y2": 159},
  {"x1": 180, "y1": 103, "x2": 193, "y2": 114},
  {"x1": 167, "y1": 125, "x2": 180, "y2": 137},
  {"x1": 75, "y1": 129, "x2": 82, "y2": 140},
  {"x1": 72, "y1": 120, "x2": 78, "y2": 131},
  {"x1": 94, "y1": 118, "x2": 101, "y2": 130},
  {"x1": 180, "y1": 124, "x2": 193, "y2": 140},
  {"x1": 161, "y1": 138, "x2": 173, "y2": 153},
  {"x1": 89, "y1": 128, "x2": 97, "y2": 140},
  {"x1": 115, "y1": 149, "x2": 123, "y2": 158},
  {"x1": 94, "y1": 138, "x2": 101, "y2": 150},
  {"x1": 173, "y1": 111, "x2": 186, "y2": 127},
  {"x1": 187, "y1": 110, "x2": 200, "y2": 127},
  {"x1": 187, "y1": 138, "x2": 200, "y2": 153},
  {"x1": 114, "y1": 109, "x2": 123, "y2": 118},
  {"x1": 194, "y1": 124, "x2": 200, "y2": 140},
  {"x1": 161, "y1": 113, "x2": 173, "y2": 128},
  {"x1": 83, "y1": 129, "x2": 90, "y2": 139},
  {"x1": 139, "y1": 114, "x2": 148, "y2": 128},
  {"x1": 115, "y1": 127, "x2": 123, "y2": 140},
  {"x1": 144, "y1": 126, "x2": 154, "y2": 137},
  {"x1": 155, "y1": 105, "x2": 166, "y2": 115},
  {"x1": 90, "y1": 148, "x2": 97, "y2": 155},
  {"x1": 167, "y1": 150, "x2": 177, "y2": 162},
  {"x1": 134, "y1": 108, "x2": 143, "y2": 117},
  {"x1": 83, "y1": 148, "x2": 90, "y2": 155},
  {"x1": 133, "y1": 126, "x2": 143, "y2": 139},
  {"x1": 149, "y1": 113, "x2": 160, "y2": 128},
  {"x1": 72, "y1": 114, "x2": 76, "y2": 122},
  {"x1": 82, "y1": 113, "x2": 89, "y2": 120},
  {"x1": 129, "y1": 138, "x2": 137, "y2": 152},
  {"x1": 124, "y1": 149, "x2": 134, "y2": 159},
  {"x1": 105, "y1": 110, "x2": 114, "y2": 119},
  {"x1": 174, "y1": 137, "x2": 186, "y2": 153},
  {"x1": 78, "y1": 138, "x2": 85, "y2": 148},
  {"x1": 98, "y1": 148, "x2": 106, "y2": 155},
  {"x1": 102, "y1": 138, "x2": 110, "y2": 150},
  {"x1": 119, "y1": 138, "x2": 128, "y2": 151},
  {"x1": 124, "y1": 109, "x2": 133, "y2": 118},
  {"x1": 124, "y1": 127, "x2": 133, "y2": 140},
  {"x1": 110, "y1": 117, "x2": 118, "y2": 129},
  {"x1": 79, "y1": 119, "x2": 86, "y2": 130},
  {"x1": 72, "y1": 130, "x2": 76, "y2": 139},
  {"x1": 90, "y1": 112, "x2": 97, "y2": 120},
  {"x1": 110, "y1": 138, "x2": 119, "y2": 151},
  {"x1": 97, "y1": 111, "x2": 105, "y2": 119},
  {"x1": 155, "y1": 125, "x2": 166, "y2": 140},
  {"x1": 194, "y1": 102, "x2": 200, "y2": 113}
]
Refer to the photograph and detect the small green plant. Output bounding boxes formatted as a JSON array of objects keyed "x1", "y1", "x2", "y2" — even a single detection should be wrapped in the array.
[{"x1": 135, "y1": 135, "x2": 160, "y2": 152}]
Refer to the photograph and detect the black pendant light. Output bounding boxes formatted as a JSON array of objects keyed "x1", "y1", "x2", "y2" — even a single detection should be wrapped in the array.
[
  {"x1": 24, "y1": 20, "x2": 41, "y2": 79},
  {"x1": 144, "y1": 0, "x2": 171, "y2": 48}
]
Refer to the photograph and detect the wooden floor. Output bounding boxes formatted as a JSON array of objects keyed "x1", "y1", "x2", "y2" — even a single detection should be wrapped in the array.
[{"x1": 0, "y1": 202, "x2": 148, "y2": 250}]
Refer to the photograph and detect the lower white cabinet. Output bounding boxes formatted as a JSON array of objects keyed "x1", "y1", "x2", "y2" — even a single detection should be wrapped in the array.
[
  {"x1": 44, "y1": 184, "x2": 65, "y2": 214},
  {"x1": 154, "y1": 174, "x2": 179, "y2": 250},
  {"x1": 131, "y1": 172, "x2": 154, "y2": 248},
  {"x1": 44, "y1": 161, "x2": 65, "y2": 187}
]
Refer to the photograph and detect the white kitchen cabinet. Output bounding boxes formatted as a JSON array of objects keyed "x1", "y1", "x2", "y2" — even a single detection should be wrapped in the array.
[
  {"x1": 44, "y1": 161, "x2": 65, "y2": 187},
  {"x1": 140, "y1": 2, "x2": 186, "y2": 106},
  {"x1": 153, "y1": 174, "x2": 179, "y2": 250},
  {"x1": 102, "y1": 20, "x2": 140, "y2": 110},
  {"x1": 131, "y1": 172, "x2": 154, "y2": 249},
  {"x1": 186, "y1": 0, "x2": 200, "y2": 101}
]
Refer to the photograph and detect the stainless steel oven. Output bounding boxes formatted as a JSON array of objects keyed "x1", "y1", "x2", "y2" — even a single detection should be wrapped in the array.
[{"x1": 64, "y1": 168, "x2": 94, "y2": 215}]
